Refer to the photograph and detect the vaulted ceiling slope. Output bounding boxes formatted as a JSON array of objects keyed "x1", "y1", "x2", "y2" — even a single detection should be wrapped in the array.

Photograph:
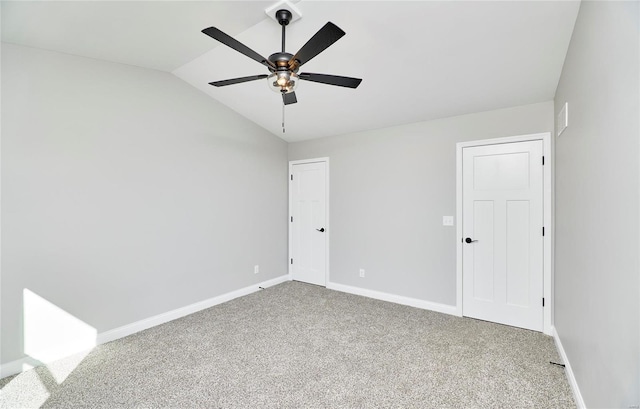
[{"x1": 2, "y1": 1, "x2": 580, "y2": 142}]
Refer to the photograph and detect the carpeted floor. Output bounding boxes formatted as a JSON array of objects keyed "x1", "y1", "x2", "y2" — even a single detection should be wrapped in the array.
[{"x1": 1, "y1": 281, "x2": 575, "y2": 408}]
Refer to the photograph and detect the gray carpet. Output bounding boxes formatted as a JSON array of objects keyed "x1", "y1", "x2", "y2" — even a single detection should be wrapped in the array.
[{"x1": 1, "y1": 281, "x2": 575, "y2": 408}]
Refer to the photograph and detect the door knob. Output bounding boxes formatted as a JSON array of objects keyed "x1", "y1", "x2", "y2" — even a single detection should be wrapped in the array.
[
  {"x1": 316, "y1": 228, "x2": 325, "y2": 232},
  {"x1": 465, "y1": 237, "x2": 478, "y2": 243}
]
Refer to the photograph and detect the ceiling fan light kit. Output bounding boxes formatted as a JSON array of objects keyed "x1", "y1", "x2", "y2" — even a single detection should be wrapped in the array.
[{"x1": 201, "y1": 5, "x2": 362, "y2": 110}]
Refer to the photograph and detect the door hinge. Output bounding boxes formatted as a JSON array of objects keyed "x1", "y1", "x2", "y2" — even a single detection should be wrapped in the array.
[
  {"x1": 291, "y1": 216, "x2": 293, "y2": 222},
  {"x1": 290, "y1": 174, "x2": 293, "y2": 181},
  {"x1": 542, "y1": 156, "x2": 545, "y2": 165},
  {"x1": 542, "y1": 227, "x2": 545, "y2": 236},
  {"x1": 542, "y1": 297, "x2": 545, "y2": 307},
  {"x1": 290, "y1": 258, "x2": 293, "y2": 265}
]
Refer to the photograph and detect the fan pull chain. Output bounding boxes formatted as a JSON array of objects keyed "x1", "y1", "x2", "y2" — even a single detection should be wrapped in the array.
[{"x1": 282, "y1": 102, "x2": 286, "y2": 133}]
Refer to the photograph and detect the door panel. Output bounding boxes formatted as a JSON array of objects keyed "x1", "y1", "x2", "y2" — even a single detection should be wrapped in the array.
[
  {"x1": 473, "y1": 152, "x2": 530, "y2": 191},
  {"x1": 290, "y1": 161, "x2": 327, "y2": 286},
  {"x1": 506, "y1": 200, "x2": 530, "y2": 307},
  {"x1": 463, "y1": 140, "x2": 543, "y2": 331},
  {"x1": 473, "y1": 201, "x2": 494, "y2": 302}
]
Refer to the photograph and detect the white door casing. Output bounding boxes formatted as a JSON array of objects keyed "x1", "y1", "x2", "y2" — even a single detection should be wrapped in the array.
[
  {"x1": 289, "y1": 159, "x2": 329, "y2": 286},
  {"x1": 458, "y1": 136, "x2": 549, "y2": 332}
]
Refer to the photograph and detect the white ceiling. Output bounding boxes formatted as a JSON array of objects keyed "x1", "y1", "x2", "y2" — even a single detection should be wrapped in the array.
[
  {"x1": 1, "y1": 1, "x2": 580, "y2": 142},
  {"x1": 1, "y1": 1, "x2": 270, "y2": 72}
]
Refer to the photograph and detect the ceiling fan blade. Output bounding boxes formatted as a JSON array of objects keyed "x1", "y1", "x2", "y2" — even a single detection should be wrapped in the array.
[
  {"x1": 299, "y1": 73, "x2": 362, "y2": 88},
  {"x1": 202, "y1": 27, "x2": 275, "y2": 69},
  {"x1": 289, "y1": 22, "x2": 345, "y2": 69},
  {"x1": 282, "y1": 91, "x2": 298, "y2": 105},
  {"x1": 209, "y1": 75, "x2": 268, "y2": 87}
]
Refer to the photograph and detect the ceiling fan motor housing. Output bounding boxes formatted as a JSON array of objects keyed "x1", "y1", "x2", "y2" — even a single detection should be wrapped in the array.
[{"x1": 269, "y1": 52, "x2": 296, "y2": 71}]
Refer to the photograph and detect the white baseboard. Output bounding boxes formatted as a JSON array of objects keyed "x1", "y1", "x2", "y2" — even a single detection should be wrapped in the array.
[
  {"x1": 551, "y1": 326, "x2": 586, "y2": 408},
  {"x1": 97, "y1": 274, "x2": 289, "y2": 344},
  {"x1": 326, "y1": 282, "x2": 457, "y2": 316},
  {"x1": 0, "y1": 358, "x2": 33, "y2": 379},
  {"x1": 1, "y1": 275, "x2": 291, "y2": 379}
]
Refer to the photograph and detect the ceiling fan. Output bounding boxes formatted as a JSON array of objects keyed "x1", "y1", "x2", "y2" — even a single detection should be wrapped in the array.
[{"x1": 202, "y1": 9, "x2": 362, "y2": 106}]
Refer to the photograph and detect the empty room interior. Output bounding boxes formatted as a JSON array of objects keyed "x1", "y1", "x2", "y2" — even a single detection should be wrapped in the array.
[{"x1": 1, "y1": 1, "x2": 638, "y2": 408}]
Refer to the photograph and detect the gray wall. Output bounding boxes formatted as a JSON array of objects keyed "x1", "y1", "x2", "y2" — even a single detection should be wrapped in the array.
[
  {"x1": 289, "y1": 101, "x2": 553, "y2": 306},
  {"x1": 553, "y1": 2, "x2": 639, "y2": 408},
  {"x1": 1, "y1": 44, "x2": 288, "y2": 364}
]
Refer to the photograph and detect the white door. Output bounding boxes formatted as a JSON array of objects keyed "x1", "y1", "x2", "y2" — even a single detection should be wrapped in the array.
[
  {"x1": 462, "y1": 140, "x2": 543, "y2": 331},
  {"x1": 290, "y1": 160, "x2": 328, "y2": 286}
]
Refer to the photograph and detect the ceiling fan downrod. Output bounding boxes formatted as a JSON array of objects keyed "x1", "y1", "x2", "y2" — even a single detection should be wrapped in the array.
[{"x1": 275, "y1": 9, "x2": 292, "y2": 53}]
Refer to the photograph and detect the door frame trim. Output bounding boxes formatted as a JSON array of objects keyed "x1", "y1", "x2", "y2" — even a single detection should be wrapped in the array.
[
  {"x1": 288, "y1": 157, "x2": 330, "y2": 286},
  {"x1": 455, "y1": 133, "x2": 552, "y2": 335}
]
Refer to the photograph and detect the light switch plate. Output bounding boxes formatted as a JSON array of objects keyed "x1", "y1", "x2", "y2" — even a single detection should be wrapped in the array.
[{"x1": 443, "y1": 216, "x2": 454, "y2": 226}]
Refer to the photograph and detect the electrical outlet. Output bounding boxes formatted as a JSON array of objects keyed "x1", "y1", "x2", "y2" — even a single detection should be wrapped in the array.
[
  {"x1": 254, "y1": 265, "x2": 259, "y2": 274},
  {"x1": 443, "y1": 216, "x2": 454, "y2": 226},
  {"x1": 359, "y1": 268, "x2": 365, "y2": 278}
]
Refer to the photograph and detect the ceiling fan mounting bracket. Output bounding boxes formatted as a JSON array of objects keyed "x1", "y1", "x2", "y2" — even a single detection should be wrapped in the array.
[
  {"x1": 276, "y1": 9, "x2": 292, "y2": 26},
  {"x1": 265, "y1": 0, "x2": 302, "y2": 24}
]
